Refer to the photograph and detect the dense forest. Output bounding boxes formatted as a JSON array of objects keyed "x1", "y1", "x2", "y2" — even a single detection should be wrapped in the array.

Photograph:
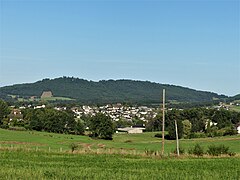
[{"x1": 0, "y1": 77, "x2": 228, "y2": 104}]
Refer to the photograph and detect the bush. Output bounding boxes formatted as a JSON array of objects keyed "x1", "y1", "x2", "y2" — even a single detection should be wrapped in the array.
[
  {"x1": 124, "y1": 140, "x2": 133, "y2": 143},
  {"x1": 0, "y1": 124, "x2": 9, "y2": 129},
  {"x1": 70, "y1": 143, "x2": 78, "y2": 152},
  {"x1": 8, "y1": 126, "x2": 26, "y2": 131},
  {"x1": 154, "y1": 133, "x2": 162, "y2": 138},
  {"x1": 228, "y1": 152, "x2": 236, "y2": 156},
  {"x1": 207, "y1": 144, "x2": 231, "y2": 156},
  {"x1": 223, "y1": 128, "x2": 237, "y2": 136},
  {"x1": 173, "y1": 147, "x2": 185, "y2": 155},
  {"x1": 165, "y1": 134, "x2": 173, "y2": 140},
  {"x1": 154, "y1": 133, "x2": 173, "y2": 140},
  {"x1": 189, "y1": 132, "x2": 207, "y2": 139},
  {"x1": 145, "y1": 149, "x2": 159, "y2": 156},
  {"x1": 207, "y1": 128, "x2": 237, "y2": 137},
  {"x1": 188, "y1": 144, "x2": 204, "y2": 156}
]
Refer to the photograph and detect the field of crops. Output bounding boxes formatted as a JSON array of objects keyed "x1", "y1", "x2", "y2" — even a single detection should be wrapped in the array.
[{"x1": 0, "y1": 150, "x2": 239, "y2": 179}]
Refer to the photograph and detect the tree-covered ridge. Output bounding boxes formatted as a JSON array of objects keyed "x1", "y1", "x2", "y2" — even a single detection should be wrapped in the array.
[
  {"x1": 228, "y1": 94, "x2": 240, "y2": 102},
  {"x1": 0, "y1": 77, "x2": 227, "y2": 104}
]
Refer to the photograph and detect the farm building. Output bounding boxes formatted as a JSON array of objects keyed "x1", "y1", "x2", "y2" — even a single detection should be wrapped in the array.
[{"x1": 117, "y1": 127, "x2": 145, "y2": 134}]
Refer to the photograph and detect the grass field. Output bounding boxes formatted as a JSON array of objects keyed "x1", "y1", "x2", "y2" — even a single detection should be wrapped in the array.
[
  {"x1": 11, "y1": 95, "x2": 74, "y2": 102},
  {"x1": 0, "y1": 128, "x2": 239, "y2": 154},
  {"x1": 0, "y1": 150, "x2": 239, "y2": 179},
  {"x1": 41, "y1": 97, "x2": 74, "y2": 101},
  {"x1": 0, "y1": 129, "x2": 240, "y2": 179}
]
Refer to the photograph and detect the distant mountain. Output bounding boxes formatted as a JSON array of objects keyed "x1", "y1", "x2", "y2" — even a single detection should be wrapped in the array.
[{"x1": 0, "y1": 77, "x2": 227, "y2": 104}]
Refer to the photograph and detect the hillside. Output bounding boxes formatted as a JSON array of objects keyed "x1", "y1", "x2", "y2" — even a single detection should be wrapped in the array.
[
  {"x1": 228, "y1": 94, "x2": 240, "y2": 102},
  {"x1": 0, "y1": 77, "x2": 227, "y2": 104}
]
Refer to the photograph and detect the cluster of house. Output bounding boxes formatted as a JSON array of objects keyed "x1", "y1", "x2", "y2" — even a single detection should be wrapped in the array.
[
  {"x1": 8, "y1": 104, "x2": 158, "y2": 133},
  {"x1": 213, "y1": 102, "x2": 240, "y2": 111},
  {"x1": 70, "y1": 104, "x2": 160, "y2": 133},
  {"x1": 71, "y1": 104, "x2": 158, "y2": 122}
]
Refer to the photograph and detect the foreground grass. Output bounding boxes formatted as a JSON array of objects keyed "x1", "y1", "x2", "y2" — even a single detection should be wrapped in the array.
[
  {"x1": 0, "y1": 150, "x2": 239, "y2": 179},
  {"x1": 0, "y1": 128, "x2": 239, "y2": 154}
]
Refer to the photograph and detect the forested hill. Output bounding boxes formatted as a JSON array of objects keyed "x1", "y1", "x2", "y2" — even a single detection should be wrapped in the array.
[
  {"x1": 227, "y1": 94, "x2": 240, "y2": 102},
  {"x1": 0, "y1": 77, "x2": 227, "y2": 104}
]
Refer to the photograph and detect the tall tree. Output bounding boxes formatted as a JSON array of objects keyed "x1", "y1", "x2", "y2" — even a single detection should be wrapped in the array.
[
  {"x1": 182, "y1": 120, "x2": 192, "y2": 139},
  {"x1": 89, "y1": 113, "x2": 114, "y2": 140},
  {"x1": 0, "y1": 99, "x2": 10, "y2": 124},
  {"x1": 166, "y1": 110, "x2": 183, "y2": 139}
]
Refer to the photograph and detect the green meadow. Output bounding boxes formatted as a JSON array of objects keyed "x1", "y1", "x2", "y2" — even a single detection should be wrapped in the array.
[
  {"x1": 0, "y1": 128, "x2": 239, "y2": 154},
  {"x1": 41, "y1": 97, "x2": 75, "y2": 101},
  {"x1": 0, "y1": 129, "x2": 240, "y2": 179}
]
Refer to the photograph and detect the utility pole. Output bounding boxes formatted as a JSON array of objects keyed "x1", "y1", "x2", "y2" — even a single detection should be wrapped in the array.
[
  {"x1": 175, "y1": 120, "x2": 180, "y2": 156},
  {"x1": 161, "y1": 89, "x2": 165, "y2": 155}
]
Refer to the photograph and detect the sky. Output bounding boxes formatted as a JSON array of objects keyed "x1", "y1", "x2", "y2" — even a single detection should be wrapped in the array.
[{"x1": 0, "y1": 0, "x2": 239, "y2": 96}]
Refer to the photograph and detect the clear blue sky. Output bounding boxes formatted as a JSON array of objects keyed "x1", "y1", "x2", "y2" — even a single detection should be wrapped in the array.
[{"x1": 0, "y1": 0, "x2": 239, "y2": 96}]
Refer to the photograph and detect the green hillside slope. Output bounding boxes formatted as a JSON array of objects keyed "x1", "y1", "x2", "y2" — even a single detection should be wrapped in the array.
[{"x1": 0, "y1": 77, "x2": 227, "y2": 104}]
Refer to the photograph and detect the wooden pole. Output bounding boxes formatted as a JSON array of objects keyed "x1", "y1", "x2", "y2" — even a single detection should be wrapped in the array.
[
  {"x1": 175, "y1": 120, "x2": 180, "y2": 156},
  {"x1": 161, "y1": 89, "x2": 165, "y2": 155}
]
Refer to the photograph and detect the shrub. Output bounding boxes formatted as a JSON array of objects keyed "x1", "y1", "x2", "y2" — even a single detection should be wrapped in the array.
[
  {"x1": 228, "y1": 152, "x2": 236, "y2": 156},
  {"x1": 154, "y1": 133, "x2": 162, "y2": 138},
  {"x1": 8, "y1": 126, "x2": 26, "y2": 131},
  {"x1": 145, "y1": 149, "x2": 159, "y2": 156},
  {"x1": 155, "y1": 133, "x2": 173, "y2": 140},
  {"x1": 223, "y1": 128, "x2": 237, "y2": 136},
  {"x1": 124, "y1": 140, "x2": 132, "y2": 143},
  {"x1": 207, "y1": 128, "x2": 237, "y2": 138},
  {"x1": 188, "y1": 144, "x2": 204, "y2": 156},
  {"x1": 207, "y1": 144, "x2": 231, "y2": 156},
  {"x1": 173, "y1": 147, "x2": 185, "y2": 155},
  {"x1": 165, "y1": 134, "x2": 172, "y2": 140},
  {"x1": 0, "y1": 124, "x2": 9, "y2": 129},
  {"x1": 70, "y1": 143, "x2": 78, "y2": 152},
  {"x1": 189, "y1": 132, "x2": 207, "y2": 139}
]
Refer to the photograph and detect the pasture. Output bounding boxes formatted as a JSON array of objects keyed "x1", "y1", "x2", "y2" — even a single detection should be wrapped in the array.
[
  {"x1": 0, "y1": 128, "x2": 239, "y2": 154},
  {"x1": 41, "y1": 96, "x2": 74, "y2": 101},
  {"x1": 0, "y1": 129, "x2": 240, "y2": 179}
]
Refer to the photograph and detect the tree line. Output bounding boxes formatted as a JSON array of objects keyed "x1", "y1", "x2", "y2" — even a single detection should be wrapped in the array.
[
  {"x1": 1, "y1": 99, "x2": 239, "y2": 140},
  {"x1": 0, "y1": 77, "x2": 227, "y2": 104},
  {"x1": 0, "y1": 99, "x2": 114, "y2": 139},
  {"x1": 146, "y1": 108, "x2": 240, "y2": 139}
]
